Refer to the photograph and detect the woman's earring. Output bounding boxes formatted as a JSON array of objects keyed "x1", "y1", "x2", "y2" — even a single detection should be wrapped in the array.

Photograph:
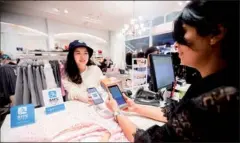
[{"x1": 210, "y1": 39, "x2": 215, "y2": 45}]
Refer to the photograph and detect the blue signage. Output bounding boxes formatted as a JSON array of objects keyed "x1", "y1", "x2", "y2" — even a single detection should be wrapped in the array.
[
  {"x1": 44, "y1": 89, "x2": 65, "y2": 115},
  {"x1": 45, "y1": 104, "x2": 65, "y2": 115},
  {"x1": 10, "y1": 104, "x2": 35, "y2": 128}
]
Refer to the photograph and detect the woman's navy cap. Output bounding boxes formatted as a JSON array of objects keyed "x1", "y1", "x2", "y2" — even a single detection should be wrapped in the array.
[{"x1": 68, "y1": 40, "x2": 94, "y2": 58}]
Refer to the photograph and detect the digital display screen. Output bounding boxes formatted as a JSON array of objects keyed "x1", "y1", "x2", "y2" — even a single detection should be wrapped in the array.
[
  {"x1": 87, "y1": 88, "x2": 104, "y2": 105},
  {"x1": 152, "y1": 56, "x2": 175, "y2": 89},
  {"x1": 108, "y1": 86, "x2": 126, "y2": 106}
]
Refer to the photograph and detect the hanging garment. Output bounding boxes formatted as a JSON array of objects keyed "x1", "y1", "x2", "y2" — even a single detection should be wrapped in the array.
[
  {"x1": 44, "y1": 63, "x2": 57, "y2": 89},
  {"x1": 40, "y1": 65, "x2": 47, "y2": 90},
  {"x1": 13, "y1": 60, "x2": 63, "y2": 107},
  {"x1": 49, "y1": 61, "x2": 61, "y2": 87},
  {"x1": 33, "y1": 66, "x2": 42, "y2": 107},
  {"x1": 28, "y1": 64, "x2": 40, "y2": 107},
  {"x1": 36, "y1": 66, "x2": 44, "y2": 106},
  {"x1": 22, "y1": 66, "x2": 31, "y2": 104},
  {"x1": 55, "y1": 61, "x2": 61, "y2": 87},
  {"x1": 59, "y1": 62, "x2": 66, "y2": 97},
  {"x1": 14, "y1": 66, "x2": 24, "y2": 106}
]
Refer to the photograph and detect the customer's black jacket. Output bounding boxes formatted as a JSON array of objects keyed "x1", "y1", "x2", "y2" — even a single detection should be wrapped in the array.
[{"x1": 134, "y1": 68, "x2": 239, "y2": 142}]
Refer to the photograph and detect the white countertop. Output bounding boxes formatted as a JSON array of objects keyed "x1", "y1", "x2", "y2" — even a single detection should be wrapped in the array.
[{"x1": 1, "y1": 100, "x2": 164, "y2": 142}]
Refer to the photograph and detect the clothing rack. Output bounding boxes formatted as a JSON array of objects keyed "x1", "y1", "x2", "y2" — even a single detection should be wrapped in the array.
[
  {"x1": 17, "y1": 50, "x2": 67, "y2": 60},
  {"x1": 18, "y1": 55, "x2": 67, "y2": 60},
  {"x1": 14, "y1": 58, "x2": 66, "y2": 107}
]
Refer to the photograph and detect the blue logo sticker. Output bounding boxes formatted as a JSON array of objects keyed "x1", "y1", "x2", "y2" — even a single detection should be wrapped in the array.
[
  {"x1": 10, "y1": 104, "x2": 35, "y2": 128},
  {"x1": 48, "y1": 90, "x2": 57, "y2": 99}
]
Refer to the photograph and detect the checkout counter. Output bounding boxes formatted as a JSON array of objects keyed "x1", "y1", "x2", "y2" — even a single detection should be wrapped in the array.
[
  {"x1": 1, "y1": 85, "x2": 166, "y2": 142},
  {"x1": 1, "y1": 55, "x2": 191, "y2": 142},
  {"x1": 0, "y1": 78, "x2": 190, "y2": 142}
]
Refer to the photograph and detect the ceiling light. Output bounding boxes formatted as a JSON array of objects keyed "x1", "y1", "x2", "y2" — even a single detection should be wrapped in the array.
[
  {"x1": 130, "y1": 19, "x2": 135, "y2": 25},
  {"x1": 0, "y1": 22, "x2": 48, "y2": 36},
  {"x1": 138, "y1": 16, "x2": 143, "y2": 21},
  {"x1": 134, "y1": 24, "x2": 139, "y2": 30},
  {"x1": 127, "y1": 31, "x2": 132, "y2": 35},
  {"x1": 124, "y1": 24, "x2": 129, "y2": 29},
  {"x1": 64, "y1": 9, "x2": 68, "y2": 14},
  {"x1": 54, "y1": 33, "x2": 107, "y2": 43},
  {"x1": 82, "y1": 17, "x2": 102, "y2": 24},
  {"x1": 142, "y1": 27, "x2": 146, "y2": 32},
  {"x1": 186, "y1": 1, "x2": 190, "y2": 3},
  {"x1": 138, "y1": 31, "x2": 142, "y2": 35},
  {"x1": 178, "y1": 2, "x2": 183, "y2": 6},
  {"x1": 53, "y1": 8, "x2": 59, "y2": 12}
]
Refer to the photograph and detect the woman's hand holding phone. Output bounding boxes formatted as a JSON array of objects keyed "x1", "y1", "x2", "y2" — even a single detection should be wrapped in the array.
[
  {"x1": 87, "y1": 95, "x2": 94, "y2": 105},
  {"x1": 106, "y1": 94, "x2": 119, "y2": 112},
  {"x1": 122, "y1": 94, "x2": 139, "y2": 112},
  {"x1": 106, "y1": 93, "x2": 139, "y2": 113}
]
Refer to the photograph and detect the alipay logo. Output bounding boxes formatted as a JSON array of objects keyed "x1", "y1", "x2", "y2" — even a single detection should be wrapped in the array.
[
  {"x1": 48, "y1": 91, "x2": 57, "y2": 99},
  {"x1": 18, "y1": 107, "x2": 27, "y2": 115}
]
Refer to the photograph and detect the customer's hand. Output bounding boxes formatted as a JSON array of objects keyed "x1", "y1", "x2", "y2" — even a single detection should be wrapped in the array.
[
  {"x1": 106, "y1": 94, "x2": 119, "y2": 112},
  {"x1": 87, "y1": 95, "x2": 94, "y2": 105},
  {"x1": 122, "y1": 94, "x2": 139, "y2": 112},
  {"x1": 9, "y1": 95, "x2": 14, "y2": 107}
]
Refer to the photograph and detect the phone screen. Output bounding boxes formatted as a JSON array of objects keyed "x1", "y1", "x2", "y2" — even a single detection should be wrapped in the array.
[
  {"x1": 87, "y1": 88, "x2": 104, "y2": 105},
  {"x1": 108, "y1": 85, "x2": 126, "y2": 106}
]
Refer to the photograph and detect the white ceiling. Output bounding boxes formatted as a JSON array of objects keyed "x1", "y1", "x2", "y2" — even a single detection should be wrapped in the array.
[
  {"x1": 54, "y1": 33, "x2": 108, "y2": 44},
  {"x1": 1, "y1": 22, "x2": 108, "y2": 45},
  {"x1": 1, "y1": 22, "x2": 48, "y2": 36},
  {"x1": 0, "y1": 1, "x2": 185, "y2": 31}
]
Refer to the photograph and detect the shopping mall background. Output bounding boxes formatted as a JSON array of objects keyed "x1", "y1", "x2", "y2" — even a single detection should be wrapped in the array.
[{"x1": 0, "y1": 1, "x2": 188, "y2": 68}]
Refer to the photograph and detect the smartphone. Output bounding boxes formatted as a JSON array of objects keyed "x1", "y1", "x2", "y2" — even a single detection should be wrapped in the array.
[
  {"x1": 87, "y1": 87, "x2": 104, "y2": 105},
  {"x1": 107, "y1": 85, "x2": 128, "y2": 109}
]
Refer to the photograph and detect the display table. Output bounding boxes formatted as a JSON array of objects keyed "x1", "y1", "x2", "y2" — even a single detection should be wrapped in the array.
[{"x1": 1, "y1": 101, "x2": 164, "y2": 142}]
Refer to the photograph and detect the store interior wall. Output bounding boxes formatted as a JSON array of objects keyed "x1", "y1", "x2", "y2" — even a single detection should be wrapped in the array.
[
  {"x1": 109, "y1": 31, "x2": 126, "y2": 69},
  {"x1": 1, "y1": 10, "x2": 177, "y2": 63},
  {"x1": 151, "y1": 21, "x2": 173, "y2": 36},
  {"x1": 1, "y1": 12, "x2": 111, "y2": 58},
  {"x1": 1, "y1": 12, "x2": 48, "y2": 34}
]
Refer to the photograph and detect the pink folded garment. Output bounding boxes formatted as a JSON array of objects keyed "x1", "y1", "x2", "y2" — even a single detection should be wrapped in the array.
[
  {"x1": 51, "y1": 122, "x2": 128, "y2": 142},
  {"x1": 59, "y1": 62, "x2": 66, "y2": 96},
  {"x1": 15, "y1": 106, "x2": 129, "y2": 142}
]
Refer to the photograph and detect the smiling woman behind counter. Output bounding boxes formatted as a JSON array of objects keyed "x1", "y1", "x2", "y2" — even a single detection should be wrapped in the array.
[{"x1": 62, "y1": 40, "x2": 104, "y2": 104}]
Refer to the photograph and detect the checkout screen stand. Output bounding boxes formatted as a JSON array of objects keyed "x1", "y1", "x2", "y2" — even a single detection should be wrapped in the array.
[
  {"x1": 157, "y1": 82, "x2": 178, "y2": 107},
  {"x1": 157, "y1": 88, "x2": 168, "y2": 107}
]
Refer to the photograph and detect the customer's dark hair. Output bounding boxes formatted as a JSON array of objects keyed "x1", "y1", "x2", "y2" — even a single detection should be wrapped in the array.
[
  {"x1": 126, "y1": 52, "x2": 132, "y2": 65},
  {"x1": 65, "y1": 48, "x2": 95, "y2": 84},
  {"x1": 173, "y1": 0, "x2": 239, "y2": 73},
  {"x1": 137, "y1": 52, "x2": 145, "y2": 58},
  {"x1": 145, "y1": 46, "x2": 159, "y2": 58}
]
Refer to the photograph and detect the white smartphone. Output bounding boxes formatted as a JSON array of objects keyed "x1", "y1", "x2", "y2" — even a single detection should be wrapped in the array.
[
  {"x1": 87, "y1": 87, "x2": 104, "y2": 105},
  {"x1": 107, "y1": 85, "x2": 128, "y2": 109}
]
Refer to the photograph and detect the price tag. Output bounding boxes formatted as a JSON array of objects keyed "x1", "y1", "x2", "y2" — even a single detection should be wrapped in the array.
[
  {"x1": 42, "y1": 88, "x2": 65, "y2": 115},
  {"x1": 10, "y1": 104, "x2": 35, "y2": 128}
]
